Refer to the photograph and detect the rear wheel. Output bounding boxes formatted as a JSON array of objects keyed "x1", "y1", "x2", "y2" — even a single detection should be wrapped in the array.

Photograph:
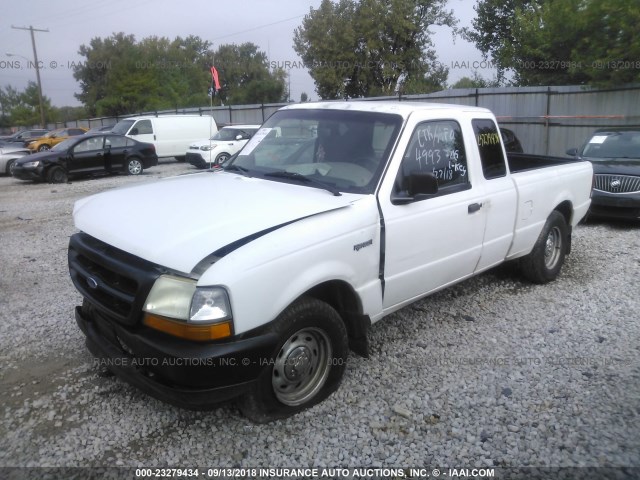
[
  {"x1": 38, "y1": 144, "x2": 50, "y2": 152},
  {"x1": 125, "y1": 157, "x2": 143, "y2": 175},
  {"x1": 47, "y1": 166, "x2": 68, "y2": 184},
  {"x1": 520, "y1": 211, "x2": 568, "y2": 283},
  {"x1": 240, "y1": 297, "x2": 348, "y2": 423}
]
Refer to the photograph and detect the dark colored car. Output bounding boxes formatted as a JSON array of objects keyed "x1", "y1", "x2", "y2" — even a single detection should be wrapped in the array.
[
  {"x1": 567, "y1": 128, "x2": 640, "y2": 220},
  {"x1": 12, "y1": 133, "x2": 158, "y2": 183},
  {"x1": 0, "y1": 129, "x2": 50, "y2": 147},
  {"x1": 86, "y1": 125, "x2": 115, "y2": 134},
  {"x1": 500, "y1": 127, "x2": 524, "y2": 153}
]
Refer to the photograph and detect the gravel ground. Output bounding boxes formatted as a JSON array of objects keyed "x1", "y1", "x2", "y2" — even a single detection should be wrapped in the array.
[{"x1": 0, "y1": 161, "x2": 639, "y2": 476}]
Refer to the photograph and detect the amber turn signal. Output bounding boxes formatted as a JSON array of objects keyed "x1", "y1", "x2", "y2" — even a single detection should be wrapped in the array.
[{"x1": 143, "y1": 314, "x2": 232, "y2": 341}]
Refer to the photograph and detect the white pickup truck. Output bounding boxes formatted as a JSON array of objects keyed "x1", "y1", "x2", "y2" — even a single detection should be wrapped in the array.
[{"x1": 69, "y1": 101, "x2": 593, "y2": 422}]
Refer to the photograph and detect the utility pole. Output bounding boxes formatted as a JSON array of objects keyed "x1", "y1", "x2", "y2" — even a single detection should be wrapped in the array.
[{"x1": 11, "y1": 25, "x2": 49, "y2": 128}]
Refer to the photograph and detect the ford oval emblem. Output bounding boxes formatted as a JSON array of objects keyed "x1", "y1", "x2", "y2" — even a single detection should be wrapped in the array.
[{"x1": 86, "y1": 277, "x2": 99, "y2": 289}]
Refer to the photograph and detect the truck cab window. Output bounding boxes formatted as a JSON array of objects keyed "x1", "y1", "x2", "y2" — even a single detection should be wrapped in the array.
[
  {"x1": 397, "y1": 120, "x2": 469, "y2": 197},
  {"x1": 472, "y1": 119, "x2": 507, "y2": 179}
]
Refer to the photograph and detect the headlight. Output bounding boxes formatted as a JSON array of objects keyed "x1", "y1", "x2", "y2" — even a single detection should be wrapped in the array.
[
  {"x1": 21, "y1": 160, "x2": 40, "y2": 168},
  {"x1": 142, "y1": 275, "x2": 233, "y2": 341},
  {"x1": 200, "y1": 144, "x2": 217, "y2": 151}
]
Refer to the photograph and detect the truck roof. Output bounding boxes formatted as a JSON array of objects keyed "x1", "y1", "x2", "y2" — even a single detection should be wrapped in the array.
[{"x1": 282, "y1": 100, "x2": 492, "y2": 118}]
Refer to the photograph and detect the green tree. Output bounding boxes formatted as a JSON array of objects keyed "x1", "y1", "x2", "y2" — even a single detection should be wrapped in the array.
[
  {"x1": 462, "y1": 0, "x2": 533, "y2": 84},
  {"x1": 2, "y1": 82, "x2": 54, "y2": 127},
  {"x1": 0, "y1": 86, "x2": 21, "y2": 127},
  {"x1": 74, "y1": 35, "x2": 284, "y2": 115},
  {"x1": 450, "y1": 72, "x2": 498, "y2": 89},
  {"x1": 293, "y1": 0, "x2": 455, "y2": 99},
  {"x1": 212, "y1": 43, "x2": 287, "y2": 105},
  {"x1": 74, "y1": 33, "x2": 213, "y2": 116},
  {"x1": 465, "y1": 0, "x2": 640, "y2": 87}
]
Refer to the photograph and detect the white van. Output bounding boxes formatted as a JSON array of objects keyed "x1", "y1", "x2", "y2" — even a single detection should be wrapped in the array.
[{"x1": 112, "y1": 115, "x2": 217, "y2": 160}]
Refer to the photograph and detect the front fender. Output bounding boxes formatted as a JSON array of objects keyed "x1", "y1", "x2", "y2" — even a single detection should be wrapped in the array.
[{"x1": 198, "y1": 197, "x2": 382, "y2": 334}]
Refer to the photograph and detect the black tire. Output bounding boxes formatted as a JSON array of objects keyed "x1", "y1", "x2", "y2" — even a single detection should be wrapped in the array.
[
  {"x1": 38, "y1": 144, "x2": 50, "y2": 152},
  {"x1": 520, "y1": 211, "x2": 568, "y2": 284},
  {"x1": 215, "y1": 152, "x2": 230, "y2": 165},
  {"x1": 175, "y1": 156, "x2": 186, "y2": 162},
  {"x1": 125, "y1": 157, "x2": 143, "y2": 175},
  {"x1": 240, "y1": 296, "x2": 348, "y2": 423},
  {"x1": 46, "y1": 166, "x2": 68, "y2": 184},
  {"x1": 6, "y1": 159, "x2": 15, "y2": 176}
]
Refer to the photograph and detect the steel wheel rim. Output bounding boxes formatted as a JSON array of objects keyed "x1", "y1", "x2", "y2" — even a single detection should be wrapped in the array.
[
  {"x1": 544, "y1": 226, "x2": 562, "y2": 269},
  {"x1": 128, "y1": 160, "x2": 142, "y2": 175},
  {"x1": 272, "y1": 327, "x2": 332, "y2": 406},
  {"x1": 217, "y1": 154, "x2": 229, "y2": 164}
]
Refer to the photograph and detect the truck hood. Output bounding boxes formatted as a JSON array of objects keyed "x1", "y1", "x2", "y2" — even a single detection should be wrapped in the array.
[{"x1": 73, "y1": 171, "x2": 357, "y2": 274}]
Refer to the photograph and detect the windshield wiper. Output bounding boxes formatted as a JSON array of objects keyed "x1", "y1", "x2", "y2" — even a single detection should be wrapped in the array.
[
  {"x1": 223, "y1": 164, "x2": 251, "y2": 176},
  {"x1": 264, "y1": 171, "x2": 342, "y2": 196}
]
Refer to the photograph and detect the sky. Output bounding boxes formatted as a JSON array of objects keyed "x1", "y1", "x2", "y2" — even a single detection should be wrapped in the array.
[{"x1": 0, "y1": 0, "x2": 493, "y2": 108}]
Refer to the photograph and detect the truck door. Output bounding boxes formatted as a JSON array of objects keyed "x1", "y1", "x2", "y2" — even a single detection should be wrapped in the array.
[
  {"x1": 378, "y1": 119, "x2": 486, "y2": 311},
  {"x1": 471, "y1": 118, "x2": 518, "y2": 272}
]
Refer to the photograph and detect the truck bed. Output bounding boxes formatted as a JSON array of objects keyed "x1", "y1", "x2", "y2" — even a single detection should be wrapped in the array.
[{"x1": 507, "y1": 152, "x2": 586, "y2": 173}]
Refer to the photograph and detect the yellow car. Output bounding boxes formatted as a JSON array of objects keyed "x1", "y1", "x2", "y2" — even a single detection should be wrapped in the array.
[{"x1": 28, "y1": 127, "x2": 88, "y2": 152}]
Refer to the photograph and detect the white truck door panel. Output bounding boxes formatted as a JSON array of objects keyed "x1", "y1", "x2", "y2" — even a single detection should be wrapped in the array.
[
  {"x1": 473, "y1": 177, "x2": 518, "y2": 272},
  {"x1": 381, "y1": 189, "x2": 486, "y2": 309},
  {"x1": 471, "y1": 118, "x2": 518, "y2": 272},
  {"x1": 379, "y1": 118, "x2": 486, "y2": 310}
]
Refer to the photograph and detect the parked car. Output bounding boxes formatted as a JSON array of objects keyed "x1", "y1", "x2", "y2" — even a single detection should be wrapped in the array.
[
  {"x1": 13, "y1": 133, "x2": 158, "y2": 183},
  {"x1": 27, "y1": 127, "x2": 88, "y2": 152},
  {"x1": 567, "y1": 128, "x2": 640, "y2": 220},
  {"x1": 500, "y1": 127, "x2": 524, "y2": 153},
  {"x1": 0, "y1": 129, "x2": 49, "y2": 147},
  {"x1": 186, "y1": 125, "x2": 261, "y2": 168},
  {"x1": 68, "y1": 101, "x2": 592, "y2": 421},
  {"x1": 86, "y1": 125, "x2": 115, "y2": 134},
  {"x1": 0, "y1": 145, "x2": 31, "y2": 176}
]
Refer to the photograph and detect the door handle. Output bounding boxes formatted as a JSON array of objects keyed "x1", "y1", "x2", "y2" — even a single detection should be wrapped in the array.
[{"x1": 468, "y1": 202, "x2": 482, "y2": 214}]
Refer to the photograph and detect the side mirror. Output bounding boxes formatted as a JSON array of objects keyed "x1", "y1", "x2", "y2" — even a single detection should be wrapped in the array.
[
  {"x1": 391, "y1": 171, "x2": 439, "y2": 205},
  {"x1": 566, "y1": 148, "x2": 578, "y2": 156},
  {"x1": 130, "y1": 128, "x2": 139, "y2": 136},
  {"x1": 235, "y1": 134, "x2": 243, "y2": 140},
  {"x1": 407, "y1": 171, "x2": 439, "y2": 196}
]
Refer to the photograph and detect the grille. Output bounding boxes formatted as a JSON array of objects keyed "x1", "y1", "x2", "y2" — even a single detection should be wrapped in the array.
[
  {"x1": 68, "y1": 233, "x2": 163, "y2": 325},
  {"x1": 594, "y1": 174, "x2": 640, "y2": 194}
]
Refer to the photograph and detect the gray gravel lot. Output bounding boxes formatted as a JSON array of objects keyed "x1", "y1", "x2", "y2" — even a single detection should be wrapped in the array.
[{"x1": 0, "y1": 160, "x2": 639, "y2": 475}]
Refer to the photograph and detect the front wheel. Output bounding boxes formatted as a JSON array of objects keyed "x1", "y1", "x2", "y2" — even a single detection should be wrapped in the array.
[
  {"x1": 6, "y1": 159, "x2": 16, "y2": 176},
  {"x1": 240, "y1": 297, "x2": 348, "y2": 423},
  {"x1": 125, "y1": 157, "x2": 143, "y2": 175},
  {"x1": 47, "y1": 166, "x2": 68, "y2": 184},
  {"x1": 520, "y1": 211, "x2": 569, "y2": 284},
  {"x1": 38, "y1": 144, "x2": 50, "y2": 152},
  {"x1": 215, "y1": 153, "x2": 230, "y2": 165}
]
